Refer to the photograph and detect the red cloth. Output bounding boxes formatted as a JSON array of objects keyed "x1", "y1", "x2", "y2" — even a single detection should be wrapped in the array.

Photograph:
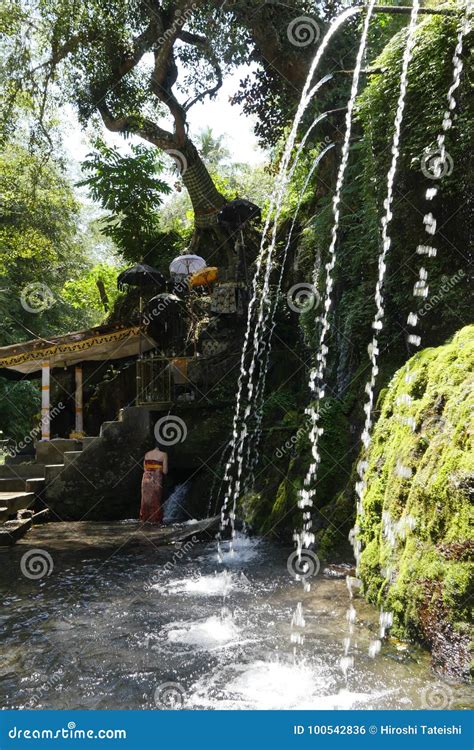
[{"x1": 140, "y1": 469, "x2": 163, "y2": 524}]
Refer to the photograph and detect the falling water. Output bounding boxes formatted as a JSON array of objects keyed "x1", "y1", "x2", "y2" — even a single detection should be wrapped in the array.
[
  {"x1": 293, "y1": 0, "x2": 378, "y2": 580},
  {"x1": 348, "y1": 1, "x2": 421, "y2": 662},
  {"x1": 245, "y1": 141, "x2": 336, "y2": 490},
  {"x1": 286, "y1": 0, "x2": 378, "y2": 673},
  {"x1": 360, "y1": 7, "x2": 472, "y2": 662},
  {"x1": 405, "y1": 6, "x2": 471, "y2": 358},
  {"x1": 218, "y1": 6, "x2": 362, "y2": 553}
]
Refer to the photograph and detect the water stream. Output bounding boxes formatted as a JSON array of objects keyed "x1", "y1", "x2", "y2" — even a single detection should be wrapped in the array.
[
  {"x1": 348, "y1": 0, "x2": 421, "y2": 664},
  {"x1": 218, "y1": 6, "x2": 362, "y2": 548},
  {"x1": 1, "y1": 523, "x2": 471, "y2": 710}
]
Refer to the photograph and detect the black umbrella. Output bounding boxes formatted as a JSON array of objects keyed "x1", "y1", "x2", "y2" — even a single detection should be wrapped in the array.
[
  {"x1": 117, "y1": 263, "x2": 166, "y2": 291},
  {"x1": 217, "y1": 199, "x2": 261, "y2": 230},
  {"x1": 117, "y1": 265, "x2": 167, "y2": 394}
]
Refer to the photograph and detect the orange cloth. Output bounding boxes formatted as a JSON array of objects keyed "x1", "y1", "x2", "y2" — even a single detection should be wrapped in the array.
[{"x1": 140, "y1": 464, "x2": 163, "y2": 524}]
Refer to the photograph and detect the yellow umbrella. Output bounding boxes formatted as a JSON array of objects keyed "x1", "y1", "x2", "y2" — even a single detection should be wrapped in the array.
[{"x1": 189, "y1": 266, "x2": 218, "y2": 288}]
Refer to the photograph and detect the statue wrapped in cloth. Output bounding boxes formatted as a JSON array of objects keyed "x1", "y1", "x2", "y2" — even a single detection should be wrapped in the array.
[{"x1": 139, "y1": 444, "x2": 168, "y2": 524}]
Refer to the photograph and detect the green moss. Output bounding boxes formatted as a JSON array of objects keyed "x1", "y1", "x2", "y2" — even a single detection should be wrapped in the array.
[{"x1": 358, "y1": 326, "x2": 473, "y2": 671}]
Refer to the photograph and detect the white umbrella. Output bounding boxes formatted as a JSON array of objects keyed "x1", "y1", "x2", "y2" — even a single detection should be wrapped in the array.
[{"x1": 169, "y1": 254, "x2": 206, "y2": 276}]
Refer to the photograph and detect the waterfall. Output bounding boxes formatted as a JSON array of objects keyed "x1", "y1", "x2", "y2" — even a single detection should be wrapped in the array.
[
  {"x1": 293, "y1": 0, "x2": 378, "y2": 580},
  {"x1": 246, "y1": 142, "x2": 336, "y2": 488},
  {"x1": 358, "y1": 2, "x2": 472, "y2": 661},
  {"x1": 286, "y1": 0, "x2": 378, "y2": 670},
  {"x1": 348, "y1": 0, "x2": 421, "y2": 663},
  {"x1": 217, "y1": 6, "x2": 361, "y2": 556},
  {"x1": 405, "y1": 6, "x2": 471, "y2": 358}
]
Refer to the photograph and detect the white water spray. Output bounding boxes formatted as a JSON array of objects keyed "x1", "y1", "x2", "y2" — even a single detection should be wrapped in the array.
[
  {"x1": 246, "y1": 141, "x2": 336, "y2": 488},
  {"x1": 351, "y1": 0, "x2": 420, "y2": 541},
  {"x1": 294, "y1": 0, "x2": 378, "y2": 575},
  {"x1": 218, "y1": 6, "x2": 361, "y2": 553}
]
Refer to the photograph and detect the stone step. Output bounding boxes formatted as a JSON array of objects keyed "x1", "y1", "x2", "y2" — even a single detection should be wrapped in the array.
[
  {"x1": 0, "y1": 478, "x2": 27, "y2": 492},
  {"x1": 63, "y1": 451, "x2": 83, "y2": 466},
  {"x1": 0, "y1": 491, "x2": 35, "y2": 513},
  {"x1": 44, "y1": 464, "x2": 65, "y2": 483},
  {"x1": 0, "y1": 506, "x2": 9, "y2": 522},
  {"x1": 99, "y1": 421, "x2": 122, "y2": 439},
  {"x1": 4, "y1": 452, "x2": 35, "y2": 465},
  {"x1": 81, "y1": 437, "x2": 101, "y2": 451},
  {"x1": 36, "y1": 439, "x2": 82, "y2": 465},
  {"x1": 26, "y1": 477, "x2": 46, "y2": 495},
  {"x1": 0, "y1": 463, "x2": 46, "y2": 479}
]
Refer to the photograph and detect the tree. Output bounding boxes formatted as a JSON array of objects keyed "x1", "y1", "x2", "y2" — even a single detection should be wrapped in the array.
[
  {"x1": 77, "y1": 140, "x2": 179, "y2": 267},
  {"x1": 1, "y1": 0, "x2": 346, "y2": 260}
]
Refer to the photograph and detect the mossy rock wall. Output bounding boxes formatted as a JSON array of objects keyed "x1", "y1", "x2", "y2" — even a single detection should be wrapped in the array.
[{"x1": 357, "y1": 326, "x2": 473, "y2": 679}]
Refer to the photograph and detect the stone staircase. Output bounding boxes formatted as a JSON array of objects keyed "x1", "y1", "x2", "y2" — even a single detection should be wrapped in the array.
[
  {"x1": 1, "y1": 407, "x2": 153, "y2": 522},
  {"x1": 2, "y1": 407, "x2": 154, "y2": 521}
]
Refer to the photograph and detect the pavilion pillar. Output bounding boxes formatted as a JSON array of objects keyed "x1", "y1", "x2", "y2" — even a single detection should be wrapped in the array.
[
  {"x1": 74, "y1": 365, "x2": 84, "y2": 435},
  {"x1": 41, "y1": 360, "x2": 50, "y2": 441}
]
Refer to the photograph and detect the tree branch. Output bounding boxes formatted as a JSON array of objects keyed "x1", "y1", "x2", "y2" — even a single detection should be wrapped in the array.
[
  {"x1": 97, "y1": 102, "x2": 176, "y2": 152},
  {"x1": 177, "y1": 30, "x2": 224, "y2": 111}
]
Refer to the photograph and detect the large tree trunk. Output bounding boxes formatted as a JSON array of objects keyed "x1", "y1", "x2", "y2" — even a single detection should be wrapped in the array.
[{"x1": 180, "y1": 142, "x2": 226, "y2": 229}]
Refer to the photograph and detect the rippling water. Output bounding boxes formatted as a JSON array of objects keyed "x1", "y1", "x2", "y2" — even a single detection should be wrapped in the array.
[{"x1": 0, "y1": 522, "x2": 470, "y2": 710}]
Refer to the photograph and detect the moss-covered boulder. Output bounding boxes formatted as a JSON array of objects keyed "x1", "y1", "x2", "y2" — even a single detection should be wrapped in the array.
[{"x1": 357, "y1": 326, "x2": 473, "y2": 679}]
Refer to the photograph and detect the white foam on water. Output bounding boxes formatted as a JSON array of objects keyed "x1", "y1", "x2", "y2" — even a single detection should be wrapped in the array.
[
  {"x1": 217, "y1": 532, "x2": 262, "y2": 564},
  {"x1": 189, "y1": 660, "x2": 390, "y2": 710},
  {"x1": 165, "y1": 614, "x2": 239, "y2": 650},
  {"x1": 153, "y1": 570, "x2": 236, "y2": 597}
]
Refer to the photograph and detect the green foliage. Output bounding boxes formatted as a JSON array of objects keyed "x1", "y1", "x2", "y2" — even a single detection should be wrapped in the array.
[
  {"x1": 357, "y1": 327, "x2": 473, "y2": 669},
  {"x1": 78, "y1": 140, "x2": 177, "y2": 264},
  {"x1": 61, "y1": 262, "x2": 122, "y2": 325},
  {"x1": 0, "y1": 144, "x2": 93, "y2": 343},
  {"x1": 0, "y1": 143, "x2": 106, "y2": 443}
]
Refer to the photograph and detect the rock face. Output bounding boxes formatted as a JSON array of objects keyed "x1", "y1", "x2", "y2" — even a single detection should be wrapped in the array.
[{"x1": 357, "y1": 326, "x2": 473, "y2": 679}]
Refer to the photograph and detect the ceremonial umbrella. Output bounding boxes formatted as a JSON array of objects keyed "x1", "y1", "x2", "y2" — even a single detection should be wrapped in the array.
[
  {"x1": 116, "y1": 264, "x2": 167, "y2": 380},
  {"x1": 169, "y1": 254, "x2": 206, "y2": 277},
  {"x1": 117, "y1": 263, "x2": 166, "y2": 291}
]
